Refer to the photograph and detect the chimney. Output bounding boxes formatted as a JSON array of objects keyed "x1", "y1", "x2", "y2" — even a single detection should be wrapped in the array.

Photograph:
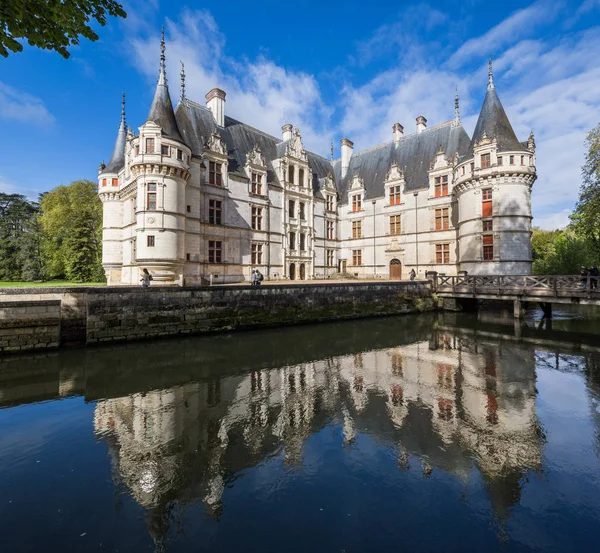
[
  {"x1": 205, "y1": 88, "x2": 226, "y2": 127},
  {"x1": 282, "y1": 123, "x2": 293, "y2": 142},
  {"x1": 341, "y1": 138, "x2": 354, "y2": 178},
  {"x1": 416, "y1": 115, "x2": 427, "y2": 134},
  {"x1": 393, "y1": 122, "x2": 404, "y2": 144}
]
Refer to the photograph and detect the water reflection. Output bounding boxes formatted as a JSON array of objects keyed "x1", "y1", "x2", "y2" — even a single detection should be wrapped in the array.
[{"x1": 3, "y1": 310, "x2": 600, "y2": 552}]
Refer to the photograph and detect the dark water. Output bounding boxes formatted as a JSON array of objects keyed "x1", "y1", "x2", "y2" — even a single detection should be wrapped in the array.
[{"x1": 1, "y1": 309, "x2": 600, "y2": 553}]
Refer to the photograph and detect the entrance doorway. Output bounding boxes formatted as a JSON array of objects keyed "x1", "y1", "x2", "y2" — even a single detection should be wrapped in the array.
[
  {"x1": 390, "y1": 259, "x2": 402, "y2": 280},
  {"x1": 299, "y1": 263, "x2": 306, "y2": 280},
  {"x1": 289, "y1": 263, "x2": 296, "y2": 280},
  {"x1": 340, "y1": 260, "x2": 347, "y2": 273}
]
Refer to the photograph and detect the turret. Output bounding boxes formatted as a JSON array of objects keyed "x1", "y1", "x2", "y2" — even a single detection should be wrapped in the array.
[{"x1": 454, "y1": 57, "x2": 536, "y2": 276}]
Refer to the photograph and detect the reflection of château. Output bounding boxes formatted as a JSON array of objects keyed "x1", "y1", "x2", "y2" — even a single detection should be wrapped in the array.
[{"x1": 94, "y1": 329, "x2": 543, "y2": 543}]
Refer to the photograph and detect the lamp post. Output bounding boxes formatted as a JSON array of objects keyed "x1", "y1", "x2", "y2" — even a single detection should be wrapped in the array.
[{"x1": 372, "y1": 199, "x2": 377, "y2": 278}]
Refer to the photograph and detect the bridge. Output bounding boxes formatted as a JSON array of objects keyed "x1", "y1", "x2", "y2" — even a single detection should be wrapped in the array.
[{"x1": 431, "y1": 274, "x2": 600, "y2": 318}]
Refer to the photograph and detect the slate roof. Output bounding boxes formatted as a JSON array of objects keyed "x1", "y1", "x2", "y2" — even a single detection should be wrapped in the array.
[
  {"x1": 147, "y1": 75, "x2": 184, "y2": 143},
  {"x1": 332, "y1": 122, "x2": 471, "y2": 201},
  {"x1": 102, "y1": 116, "x2": 126, "y2": 174},
  {"x1": 468, "y1": 87, "x2": 527, "y2": 156}
]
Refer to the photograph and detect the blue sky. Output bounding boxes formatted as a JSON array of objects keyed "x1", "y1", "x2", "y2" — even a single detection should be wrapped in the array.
[{"x1": 1, "y1": 0, "x2": 599, "y2": 229}]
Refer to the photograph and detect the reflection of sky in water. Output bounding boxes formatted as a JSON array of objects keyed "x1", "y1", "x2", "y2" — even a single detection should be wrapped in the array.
[{"x1": 0, "y1": 312, "x2": 599, "y2": 553}]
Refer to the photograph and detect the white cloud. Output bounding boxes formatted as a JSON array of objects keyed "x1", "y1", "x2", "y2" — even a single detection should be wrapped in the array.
[
  {"x1": 533, "y1": 208, "x2": 573, "y2": 230},
  {"x1": 0, "y1": 175, "x2": 17, "y2": 194},
  {"x1": 0, "y1": 82, "x2": 55, "y2": 127}
]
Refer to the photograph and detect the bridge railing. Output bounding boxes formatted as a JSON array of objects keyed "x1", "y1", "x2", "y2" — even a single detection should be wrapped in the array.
[{"x1": 432, "y1": 274, "x2": 599, "y2": 297}]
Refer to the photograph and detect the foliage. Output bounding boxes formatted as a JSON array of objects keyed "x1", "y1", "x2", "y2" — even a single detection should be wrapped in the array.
[
  {"x1": 0, "y1": 193, "x2": 40, "y2": 280},
  {"x1": 532, "y1": 227, "x2": 595, "y2": 275},
  {"x1": 572, "y1": 123, "x2": 600, "y2": 258},
  {"x1": 0, "y1": 0, "x2": 126, "y2": 58},
  {"x1": 40, "y1": 180, "x2": 105, "y2": 282}
]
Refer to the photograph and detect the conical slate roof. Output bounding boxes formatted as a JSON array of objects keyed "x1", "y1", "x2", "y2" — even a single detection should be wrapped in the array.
[
  {"x1": 147, "y1": 29, "x2": 184, "y2": 143},
  {"x1": 103, "y1": 95, "x2": 127, "y2": 174},
  {"x1": 469, "y1": 82, "x2": 526, "y2": 156}
]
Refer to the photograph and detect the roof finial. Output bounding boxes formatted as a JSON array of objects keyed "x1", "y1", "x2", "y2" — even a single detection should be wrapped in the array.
[
  {"x1": 330, "y1": 139, "x2": 334, "y2": 161},
  {"x1": 454, "y1": 86, "x2": 460, "y2": 124},
  {"x1": 180, "y1": 61, "x2": 185, "y2": 102},
  {"x1": 121, "y1": 91, "x2": 126, "y2": 125},
  {"x1": 488, "y1": 54, "x2": 495, "y2": 90},
  {"x1": 158, "y1": 25, "x2": 167, "y2": 85}
]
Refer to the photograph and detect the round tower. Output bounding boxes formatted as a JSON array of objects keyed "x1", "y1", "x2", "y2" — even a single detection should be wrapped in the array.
[
  {"x1": 129, "y1": 27, "x2": 191, "y2": 285},
  {"x1": 455, "y1": 60, "x2": 536, "y2": 275},
  {"x1": 98, "y1": 93, "x2": 126, "y2": 285}
]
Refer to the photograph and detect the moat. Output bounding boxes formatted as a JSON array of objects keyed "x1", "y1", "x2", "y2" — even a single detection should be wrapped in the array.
[{"x1": 1, "y1": 309, "x2": 600, "y2": 552}]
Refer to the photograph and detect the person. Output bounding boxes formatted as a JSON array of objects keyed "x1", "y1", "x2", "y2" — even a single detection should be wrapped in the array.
[
  {"x1": 581, "y1": 265, "x2": 589, "y2": 288},
  {"x1": 256, "y1": 269, "x2": 264, "y2": 286},
  {"x1": 590, "y1": 265, "x2": 599, "y2": 290},
  {"x1": 251, "y1": 270, "x2": 257, "y2": 286},
  {"x1": 141, "y1": 268, "x2": 152, "y2": 288},
  {"x1": 409, "y1": 269, "x2": 416, "y2": 281}
]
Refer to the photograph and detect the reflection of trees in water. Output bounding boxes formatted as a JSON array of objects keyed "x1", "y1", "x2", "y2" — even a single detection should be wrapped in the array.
[{"x1": 93, "y1": 326, "x2": 547, "y2": 546}]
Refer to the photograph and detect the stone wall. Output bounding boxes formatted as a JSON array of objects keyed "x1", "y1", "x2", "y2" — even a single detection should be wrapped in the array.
[
  {"x1": 0, "y1": 282, "x2": 435, "y2": 354},
  {"x1": 0, "y1": 300, "x2": 61, "y2": 353}
]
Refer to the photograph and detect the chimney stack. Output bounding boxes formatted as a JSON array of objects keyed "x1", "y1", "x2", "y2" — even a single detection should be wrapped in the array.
[
  {"x1": 205, "y1": 88, "x2": 226, "y2": 127},
  {"x1": 282, "y1": 124, "x2": 293, "y2": 142},
  {"x1": 393, "y1": 123, "x2": 404, "y2": 144},
  {"x1": 341, "y1": 138, "x2": 354, "y2": 178},
  {"x1": 416, "y1": 115, "x2": 427, "y2": 134}
]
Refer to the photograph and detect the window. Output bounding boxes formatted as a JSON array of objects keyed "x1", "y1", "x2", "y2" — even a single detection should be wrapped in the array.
[
  {"x1": 390, "y1": 215, "x2": 401, "y2": 235},
  {"x1": 352, "y1": 220, "x2": 362, "y2": 239},
  {"x1": 509, "y1": 155, "x2": 515, "y2": 164},
  {"x1": 147, "y1": 235, "x2": 155, "y2": 247},
  {"x1": 289, "y1": 199, "x2": 295, "y2": 218},
  {"x1": 498, "y1": 156, "x2": 503, "y2": 166},
  {"x1": 161, "y1": 144, "x2": 169, "y2": 156},
  {"x1": 435, "y1": 208, "x2": 449, "y2": 230},
  {"x1": 251, "y1": 206, "x2": 263, "y2": 230},
  {"x1": 461, "y1": 166, "x2": 465, "y2": 176},
  {"x1": 101, "y1": 178, "x2": 107, "y2": 187},
  {"x1": 483, "y1": 235, "x2": 494, "y2": 260},
  {"x1": 352, "y1": 194, "x2": 362, "y2": 212},
  {"x1": 186, "y1": 253, "x2": 191, "y2": 261},
  {"x1": 299, "y1": 168, "x2": 304, "y2": 187},
  {"x1": 352, "y1": 249, "x2": 362, "y2": 266},
  {"x1": 209, "y1": 161, "x2": 223, "y2": 186},
  {"x1": 326, "y1": 220, "x2": 334, "y2": 240},
  {"x1": 251, "y1": 173, "x2": 262, "y2": 195},
  {"x1": 483, "y1": 220, "x2": 493, "y2": 232},
  {"x1": 300, "y1": 233, "x2": 306, "y2": 251},
  {"x1": 326, "y1": 249, "x2": 334, "y2": 267},
  {"x1": 288, "y1": 165, "x2": 294, "y2": 184},
  {"x1": 521, "y1": 155, "x2": 525, "y2": 165},
  {"x1": 187, "y1": 205, "x2": 191, "y2": 213},
  {"x1": 299, "y1": 202, "x2": 306, "y2": 220},
  {"x1": 251, "y1": 243, "x2": 263, "y2": 265},
  {"x1": 481, "y1": 153, "x2": 491, "y2": 169},
  {"x1": 470, "y1": 162, "x2": 475, "y2": 172},
  {"x1": 209, "y1": 199, "x2": 222, "y2": 225},
  {"x1": 177, "y1": 149, "x2": 183, "y2": 161},
  {"x1": 390, "y1": 185, "x2": 401, "y2": 205},
  {"x1": 434, "y1": 175, "x2": 449, "y2": 197},
  {"x1": 112, "y1": 178, "x2": 118, "y2": 187},
  {"x1": 326, "y1": 195, "x2": 334, "y2": 212},
  {"x1": 135, "y1": 144, "x2": 139, "y2": 156},
  {"x1": 436, "y1": 243, "x2": 450, "y2": 264},
  {"x1": 289, "y1": 232, "x2": 296, "y2": 250},
  {"x1": 147, "y1": 183, "x2": 157, "y2": 210},
  {"x1": 482, "y1": 188, "x2": 492, "y2": 217},
  {"x1": 208, "y1": 240, "x2": 222, "y2": 263},
  {"x1": 145, "y1": 138, "x2": 155, "y2": 154}
]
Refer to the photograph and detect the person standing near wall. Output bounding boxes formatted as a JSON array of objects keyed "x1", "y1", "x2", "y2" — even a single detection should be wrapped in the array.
[{"x1": 141, "y1": 268, "x2": 152, "y2": 288}]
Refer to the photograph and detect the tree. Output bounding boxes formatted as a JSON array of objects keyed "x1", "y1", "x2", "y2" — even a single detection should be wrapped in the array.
[
  {"x1": 532, "y1": 228, "x2": 595, "y2": 275},
  {"x1": 17, "y1": 212, "x2": 47, "y2": 281},
  {"x1": 0, "y1": 0, "x2": 126, "y2": 58},
  {"x1": 572, "y1": 123, "x2": 600, "y2": 259},
  {"x1": 40, "y1": 180, "x2": 104, "y2": 282},
  {"x1": 0, "y1": 193, "x2": 39, "y2": 280}
]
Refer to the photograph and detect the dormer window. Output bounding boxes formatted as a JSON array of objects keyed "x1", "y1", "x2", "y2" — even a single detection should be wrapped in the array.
[
  {"x1": 481, "y1": 153, "x2": 490, "y2": 169},
  {"x1": 326, "y1": 195, "x2": 335, "y2": 212},
  {"x1": 112, "y1": 178, "x2": 118, "y2": 187},
  {"x1": 145, "y1": 138, "x2": 155, "y2": 154},
  {"x1": 509, "y1": 155, "x2": 515, "y2": 164},
  {"x1": 521, "y1": 155, "x2": 525, "y2": 165},
  {"x1": 390, "y1": 185, "x2": 401, "y2": 205},
  {"x1": 209, "y1": 161, "x2": 222, "y2": 186},
  {"x1": 288, "y1": 165, "x2": 295, "y2": 184},
  {"x1": 135, "y1": 144, "x2": 139, "y2": 156},
  {"x1": 352, "y1": 194, "x2": 362, "y2": 212},
  {"x1": 177, "y1": 149, "x2": 183, "y2": 161},
  {"x1": 299, "y1": 168, "x2": 305, "y2": 187},
  {"x1": 498, "y1": 156, "x2": 503, "y2": 166},
  {"x1": 161, "y1": 144, "x2": 169, "y2": 156},
  {"x1": 434, "y1": 175, "x2": 448, "y2": 197},
  {"x1": 251, "y1": 173, "x2": 262, "y2": 195}
]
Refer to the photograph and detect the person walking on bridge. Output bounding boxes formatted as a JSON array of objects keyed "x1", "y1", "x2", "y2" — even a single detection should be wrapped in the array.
[
  {"x1": 581, "y1": 265, "x2": 589, "y2": 289},
  {"x1": 590, "y1": 265, "x2": 599, "y2": 290}
]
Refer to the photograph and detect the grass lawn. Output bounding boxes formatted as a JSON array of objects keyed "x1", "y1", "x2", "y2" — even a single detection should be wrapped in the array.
[{"x1": 0, "y1": 280, "x2": 106, "y2": 288}]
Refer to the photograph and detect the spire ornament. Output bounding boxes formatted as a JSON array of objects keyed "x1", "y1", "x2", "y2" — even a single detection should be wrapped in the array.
[
  {"x1": 121, "y1": 91, "x2": 126, "y2": 126},
  {"x1": 454, "y1": 86, "x2": 460, "y2": 125},
  {"x1": 158, "y1": 25, "x2": 167, "y2": 85},
  {"x1": 488, "y1": 54, "x2": 495, "y2": 90},
  {"x1": 330, "y1": 139, "x2": 334, "y2": 161},
  {"x1": 180, "y1": 61, "x2": 185, "y2": 102}
]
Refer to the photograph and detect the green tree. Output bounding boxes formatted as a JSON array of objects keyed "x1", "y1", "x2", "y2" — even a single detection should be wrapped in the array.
[
  {"x1": 40, "y1": 180, "x2": 104, "y2": 282},
  {"x1": 0, "y1": 193, "x2": 39, "y2": 280},
  {"x1": 532, "y1": 228, "x2": 595, "y2": 275},
  {"x1": 572, "y1": 123, "x2": 600, "y2": 258},
  {"x1": 17, "y1": 212, "x2": 47, "y2": 281},
  {"x1": 0, "y1": 0, "x2": 126, "y2": 58}
]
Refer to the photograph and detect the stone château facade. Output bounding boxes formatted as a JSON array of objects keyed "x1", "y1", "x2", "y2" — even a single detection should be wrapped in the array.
[{"x1": 98, "y1": 31, "x2": 537, "y2": 285}]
